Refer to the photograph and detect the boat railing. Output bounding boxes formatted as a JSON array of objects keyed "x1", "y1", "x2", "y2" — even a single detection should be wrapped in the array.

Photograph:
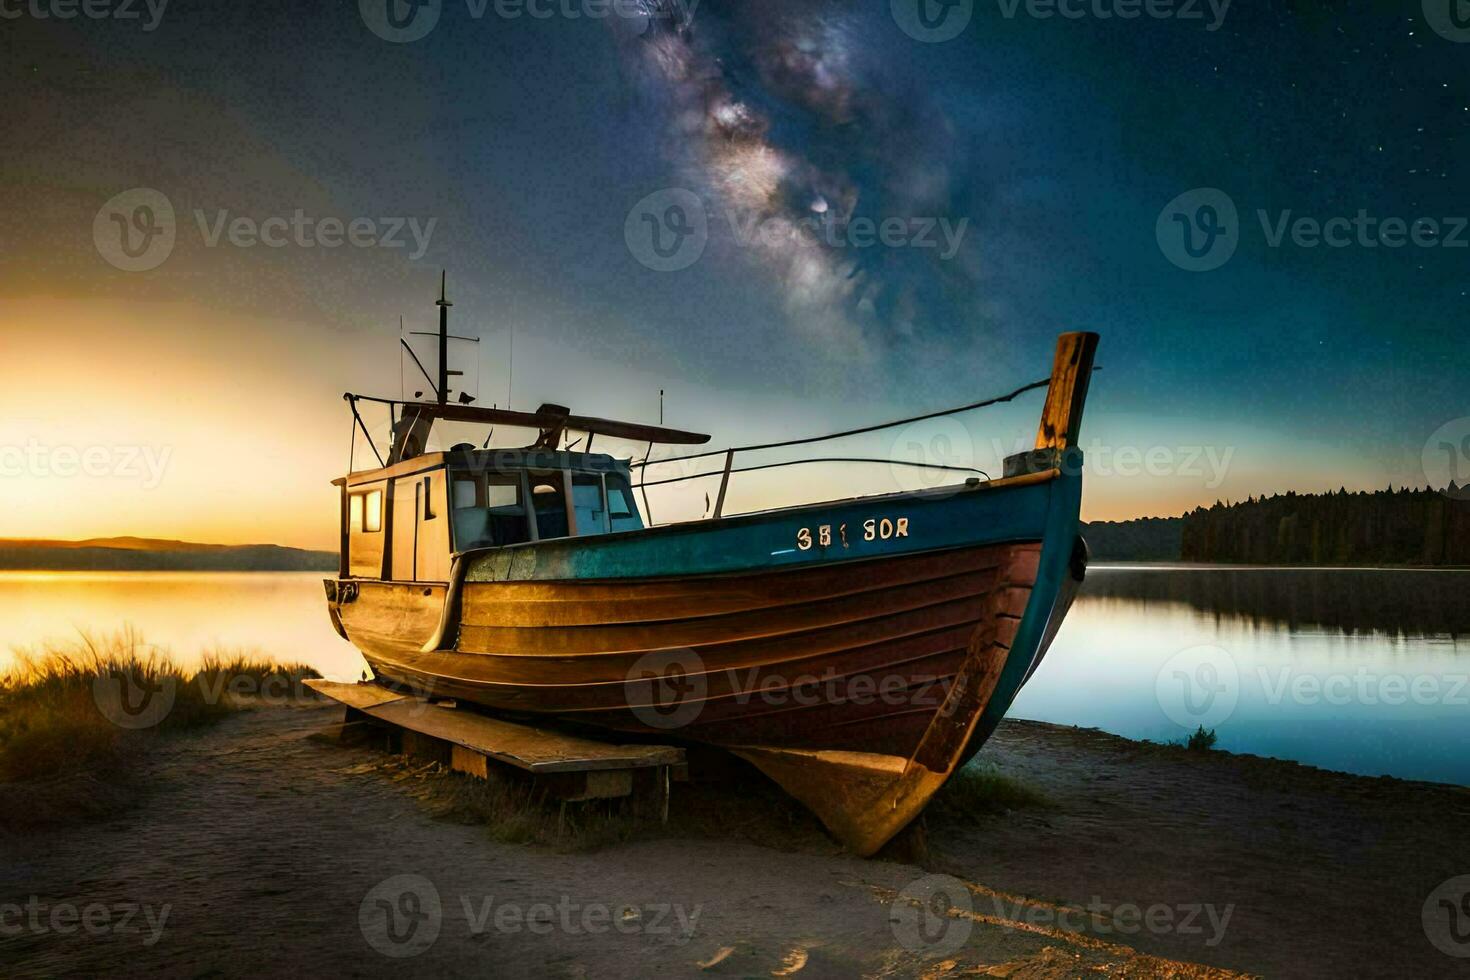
[{"x1": 628, "y1": 375, "x2": 1055, "y2": 520}]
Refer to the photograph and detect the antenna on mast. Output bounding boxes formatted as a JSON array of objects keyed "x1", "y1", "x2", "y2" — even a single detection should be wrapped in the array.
[
  {"x1": 435, "y1": 270, "x2": 451, "y2": 406},
  {"x1": 410, "y1": 272, "x2": 478, "y2": 404}
]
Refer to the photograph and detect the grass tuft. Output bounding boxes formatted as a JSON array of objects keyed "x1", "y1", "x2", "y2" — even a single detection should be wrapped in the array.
[
  {"x1": 931, "y1": 762, "x2": 1052, "y2": 820},
  {"x1": 1183, "y1": 726, "x2": 1219, "y2": 752}
]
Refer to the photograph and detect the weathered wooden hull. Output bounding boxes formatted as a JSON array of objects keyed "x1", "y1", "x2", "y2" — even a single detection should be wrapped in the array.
[
  {"x1": 326, "y1": 331, "x2": 1098, "y2": 854},
  {"x1": 331, "y1": 467, "x2": 1084, "y2": 854}
]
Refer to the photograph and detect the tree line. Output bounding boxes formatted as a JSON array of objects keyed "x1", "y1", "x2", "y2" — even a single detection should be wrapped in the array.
[
  {"x1": 1181, "y1": 485, "x2": 1470, "y2": 565},
  {"x1": 1085, "y1": 485, "x2": 1470, "y2": 565}
]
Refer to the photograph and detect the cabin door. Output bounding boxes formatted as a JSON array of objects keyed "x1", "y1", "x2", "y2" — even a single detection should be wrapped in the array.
[{"x1": 391, "y1": 472, "x2": 451, "y2": 583}]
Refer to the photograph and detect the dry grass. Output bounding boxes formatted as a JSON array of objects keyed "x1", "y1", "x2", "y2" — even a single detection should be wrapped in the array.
[
  {"x1": 930, "y1": 762, "x2": 1052, "y2": 821},
  {"x1": 0, "y1": 628, "x2": 319, "y2": 828}
]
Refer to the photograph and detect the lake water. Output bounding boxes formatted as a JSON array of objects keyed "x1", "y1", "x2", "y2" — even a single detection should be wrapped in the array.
[
  {"x1": 1014, "y1": 565, "x2": 1470, "y2": 786},
  {"x1": 1, "y1": 566, "x2": 1465, "y2": 786}
]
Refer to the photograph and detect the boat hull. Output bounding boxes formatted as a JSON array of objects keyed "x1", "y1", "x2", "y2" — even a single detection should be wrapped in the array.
[{"x1": 331, "y1": 467, "x2": 1084, "y2": 854}]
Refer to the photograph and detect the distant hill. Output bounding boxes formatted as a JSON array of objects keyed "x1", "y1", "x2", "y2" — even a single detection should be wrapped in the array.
[{"x1": 0, "y1": 538, "x2": 337, "y2": 571}]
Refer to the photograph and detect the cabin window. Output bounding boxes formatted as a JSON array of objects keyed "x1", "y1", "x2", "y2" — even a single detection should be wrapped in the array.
[
  {"x1": 452, "y1": 473, "x2": 530, "y2": 549},
  {"x1": 350, "y1": 489, "x2": 383, "y2": 533},
  {"x1": 605, "y1": 474, "x2": 642, "y2": 532},
  {"x1": 572, "y1": 474, "x2": 608, "y2": 535},
  {"x1": 529, "y1": 473, "x2": 570, "y2": 540},
  {"x1": 452, "y1": 478, "x2": 478, "y2": 509}
]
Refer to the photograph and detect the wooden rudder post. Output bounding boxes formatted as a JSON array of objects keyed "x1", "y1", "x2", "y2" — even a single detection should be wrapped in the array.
[{"x1": 1035, "y1": 332, "x2": 1100, "y2": 451}]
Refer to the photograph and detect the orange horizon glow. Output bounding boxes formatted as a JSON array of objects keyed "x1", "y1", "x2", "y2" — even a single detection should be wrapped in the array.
[{"x1": 4, "y1": 295, "x2": 1414, "y2": 552}]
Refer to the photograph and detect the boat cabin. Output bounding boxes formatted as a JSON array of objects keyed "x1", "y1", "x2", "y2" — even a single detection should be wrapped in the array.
[{"x1": 333, "y1": 448, "x2": 647, "y2": 583}]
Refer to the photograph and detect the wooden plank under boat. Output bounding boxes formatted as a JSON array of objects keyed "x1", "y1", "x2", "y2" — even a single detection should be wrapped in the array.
[{"x1": 324, "y1": 294, "x2": 1098, "y2": 855}]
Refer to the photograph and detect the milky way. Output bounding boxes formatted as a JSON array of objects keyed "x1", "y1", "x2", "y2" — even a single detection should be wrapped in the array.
[{"x1": 611, "y1": 0, "x2": 976, "y2": 354}]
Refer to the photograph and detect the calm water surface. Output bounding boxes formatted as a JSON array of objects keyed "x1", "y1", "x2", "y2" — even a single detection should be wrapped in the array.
[
  {"x1": 1014, "y1": 566, "x2": 1470, "y2": 786},
  {"x1": 0, "y1": 571, "x2": 366, "y2": 680},
  {"x1": 1, "y1": 566, "x2": 1465, "y2": 785}
]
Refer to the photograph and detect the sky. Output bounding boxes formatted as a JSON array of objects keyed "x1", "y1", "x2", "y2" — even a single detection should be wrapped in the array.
[{"x1": 1, "y1": 0, "x2": 1467, "y2": 549}]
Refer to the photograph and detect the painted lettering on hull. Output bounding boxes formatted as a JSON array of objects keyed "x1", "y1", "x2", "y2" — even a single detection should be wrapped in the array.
[{"x1": 796, "y1": 517, "x2": 909, "y2": 551}]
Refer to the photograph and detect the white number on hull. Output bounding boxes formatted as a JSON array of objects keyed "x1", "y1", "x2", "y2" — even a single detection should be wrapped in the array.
[{"x1": 796, "y1": 517, "x2": 909, "y2": 551}]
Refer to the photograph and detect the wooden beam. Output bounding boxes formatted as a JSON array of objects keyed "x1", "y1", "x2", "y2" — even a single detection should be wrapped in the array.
[
  {"x1": 1034, "y1": 332, "x2": 1100, "y2": 451},
  {"x1": 304, "y1": 679, "x2": 411, "y2": 711}
]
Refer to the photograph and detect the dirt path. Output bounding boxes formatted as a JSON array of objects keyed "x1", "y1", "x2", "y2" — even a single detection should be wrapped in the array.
[{"x1": 1, "y1": 705, "x2": 1465, "y2": 978}]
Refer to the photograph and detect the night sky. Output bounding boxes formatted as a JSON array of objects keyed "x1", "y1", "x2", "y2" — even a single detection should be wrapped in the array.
[{"x1": 2, "y1": 0, "x2": 1467, "y2": 546}]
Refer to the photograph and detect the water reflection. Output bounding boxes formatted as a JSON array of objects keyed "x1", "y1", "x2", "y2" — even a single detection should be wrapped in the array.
[
  {"x1": 0, "y1": 571, "x2": 365, "y2": 680},
  {"x1": 1082, "y1": 565, "x2": 1470, "y2": 637},
  {"x1": 1014, "y1": 567, "x2": 1470, "y2": 786},
  {"x1": 2, "y1": 567, "x2": 1465, "y2": 785}
]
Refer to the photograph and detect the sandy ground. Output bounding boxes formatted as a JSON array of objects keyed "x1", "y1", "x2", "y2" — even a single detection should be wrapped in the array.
[{"x1": 1, "y1": 704, "x2": 1466, "y2": 979}]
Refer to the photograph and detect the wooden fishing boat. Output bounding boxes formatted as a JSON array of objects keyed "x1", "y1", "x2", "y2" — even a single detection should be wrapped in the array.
[{"x1": 326, "y1": 281, "x2": 1098, "y2": 855}]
